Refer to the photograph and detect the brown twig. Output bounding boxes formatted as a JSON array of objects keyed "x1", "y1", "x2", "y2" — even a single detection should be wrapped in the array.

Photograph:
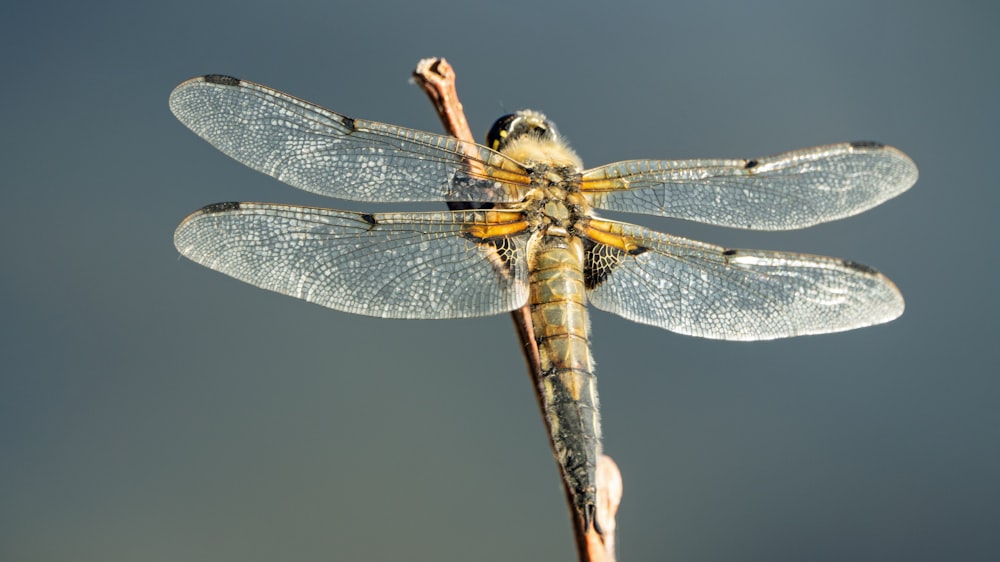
[
  {"x1": 411, "y1": 58, "x2": 541, "y2": 376},
  {"x1": 412, "y1": 57, "x2": 621, "y2": 562}
]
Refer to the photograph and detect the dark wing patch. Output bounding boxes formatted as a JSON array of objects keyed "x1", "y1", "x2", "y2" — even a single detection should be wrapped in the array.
[
  {"x1": 482, "y1": 237, "x2": 522, "y2": 281},
  {"x1": 584, "y1": 239, "x2": 628, "y2": 290}
]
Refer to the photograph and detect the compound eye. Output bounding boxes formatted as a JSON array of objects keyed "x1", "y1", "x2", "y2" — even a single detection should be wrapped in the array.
[
  {"x1": 486, "y1": 113, "x2": 519, "y2": 151},
  {"x1": 485, "y1": 111, "x2": 558, "y2": 152}
]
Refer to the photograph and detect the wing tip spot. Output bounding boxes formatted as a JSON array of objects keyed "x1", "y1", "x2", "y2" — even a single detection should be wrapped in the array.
[
  {"x1": 842, "y1": 259, "x2": 879, "y2": 275},
  {"x1": 202, "y1": 201, "x2": 242, "y2": 213},
  {"x1": 743, "y1": 159, "x2": 758, "y2": 169},
  {"x1": 850, "y1": 140, "x2": 885, "y2": 149},
  {"x1": 360, "y1": 213, "x2": 378, "y2": 226},
  {"x1": 203, "y1": 74, "x2": 242, "y2": 86}
]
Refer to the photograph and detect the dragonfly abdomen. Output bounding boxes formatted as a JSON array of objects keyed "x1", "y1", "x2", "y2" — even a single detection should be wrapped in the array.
[{"x1": 528, "y1": 234, "x2": 602, "y2": 524}]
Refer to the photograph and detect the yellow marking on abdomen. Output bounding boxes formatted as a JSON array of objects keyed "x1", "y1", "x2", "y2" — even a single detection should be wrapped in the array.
[{"x1": 527, "y1": 233, "x2": 601, "y2": 518}]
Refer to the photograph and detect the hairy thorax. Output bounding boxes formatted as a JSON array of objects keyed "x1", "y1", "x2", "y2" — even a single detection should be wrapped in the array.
[{"x1": 500, "y1": 136, "x2": 590, "y2": 238}]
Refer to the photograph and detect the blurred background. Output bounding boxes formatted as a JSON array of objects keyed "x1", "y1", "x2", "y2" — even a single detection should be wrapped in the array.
[{"x1": 2, "y1": 1, "x2": 996, "y2": 561}]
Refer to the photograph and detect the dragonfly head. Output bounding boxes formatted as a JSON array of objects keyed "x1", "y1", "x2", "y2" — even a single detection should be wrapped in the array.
[{"x1": 486, "y1": 110, "x2": 560, "y2": 152}]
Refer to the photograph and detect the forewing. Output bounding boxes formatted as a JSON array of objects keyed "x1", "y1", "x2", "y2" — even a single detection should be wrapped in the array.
[
  {"x1": 582, "y1": 142, "x2": 917, "y2": 230},
  {"x1": 169, "y1": 75, "x2": 527, "y2": 204},
  {"x1": 585, "y1": 220, "x2": 904, "y2": 340},
  {"x1": 174, "y1": 203, "x2": 529, "y2": 319}
]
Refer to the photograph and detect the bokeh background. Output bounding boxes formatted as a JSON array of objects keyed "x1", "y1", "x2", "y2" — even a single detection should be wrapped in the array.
[{"x1": 2, "y1": 1, "x2": 997, "y2": 561}]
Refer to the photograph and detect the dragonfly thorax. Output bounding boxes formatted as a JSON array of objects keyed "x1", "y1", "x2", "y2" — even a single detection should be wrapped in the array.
[
  {"x1": 520, "y1": 181, "x2": 591, "y2": 237},
  {"x1": 489, "y1": 110, "x2": 587, "y2": 238}
]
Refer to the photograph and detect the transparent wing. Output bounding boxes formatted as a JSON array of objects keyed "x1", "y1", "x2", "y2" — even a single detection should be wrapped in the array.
[
  {"x1": 174, "y1": 203, "x2": 529, "y2": 319},
  {"x1": 581, "y1": 142, "x2": 917, "y2": 230},
  {"x1": 169, "y1": 75, "x2": 528, "y2": 204},
  {"x1": 585, "y1": 220, "x2": 903, "y2": 340}
]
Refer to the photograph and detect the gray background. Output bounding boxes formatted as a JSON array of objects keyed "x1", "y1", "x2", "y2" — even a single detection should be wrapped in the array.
[{"x1": 2, "y1": 1, "x2": 996, "y2": 561}]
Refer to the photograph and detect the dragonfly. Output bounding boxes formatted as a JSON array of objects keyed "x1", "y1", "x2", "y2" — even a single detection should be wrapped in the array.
[{"x1": 170, "y1": 74, "x2": 917, "y2": 527}]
